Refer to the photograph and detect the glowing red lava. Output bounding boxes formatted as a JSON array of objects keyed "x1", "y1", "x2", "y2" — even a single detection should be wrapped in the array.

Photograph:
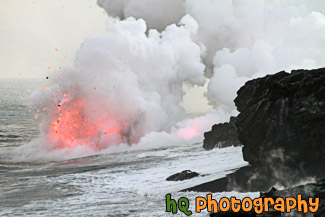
[
  {"x1": 47, "y1": 97, "x2": 122, "y2": 151},
  {"x1": 175, "y1": 127, "x2": 200, "y2": 141}
]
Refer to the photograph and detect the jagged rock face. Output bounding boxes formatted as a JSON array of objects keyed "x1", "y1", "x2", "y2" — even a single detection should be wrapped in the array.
[
  {"x1": 234, "y1": 68, "x2": 325, "y2": 177},
  {"x1": 166, "y1": 170, "x2": 199, "y2": 181},
  {"x1": 203, "y1": 117, "x2": 241, "y2": 150},
  {"x1": 195, "y1": 68, "x2": 325, "y2": 192}
]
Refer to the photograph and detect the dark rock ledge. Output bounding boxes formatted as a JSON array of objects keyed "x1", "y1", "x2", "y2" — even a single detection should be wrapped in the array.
[
  {"x1": 181, "y1": 68, "x2": 325, "y2": 216},
  {"x1": 166, "y1": 170, "x2": 199, "y2": 181},
  {"x1": 194, "y1": 68, "x2": 325, "y2": 192},
  {"x1": 203, "y1": 117, "x2": 241, "y2": 150}
]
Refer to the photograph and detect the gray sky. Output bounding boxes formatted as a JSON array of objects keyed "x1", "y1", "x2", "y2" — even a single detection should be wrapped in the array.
[{"x1": 0, "y1": 0, "x2": 107, "y2": 78}]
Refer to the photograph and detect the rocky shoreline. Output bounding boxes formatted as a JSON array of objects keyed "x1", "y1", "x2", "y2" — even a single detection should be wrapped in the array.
[{"x1": 170, "y1": 68, "x2": 325, "y2": 216}]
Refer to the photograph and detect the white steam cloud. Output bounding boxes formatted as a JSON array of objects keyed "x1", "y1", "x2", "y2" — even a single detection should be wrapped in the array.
[
  {"x1": 16, "y1": 15, "x2": 207, "y2": 159},
  {"x1": 99, "y1": 0, "x2": 325, "y2": 110},
  {"x1": 14, "y1": 0, "x2": 325, "y2": 160}
]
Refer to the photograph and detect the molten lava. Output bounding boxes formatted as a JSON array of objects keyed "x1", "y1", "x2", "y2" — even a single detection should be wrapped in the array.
[
  {"x1": 176, "y1": 128, "x2": 200, "y2": 141},
  {"x1": 46, "y1": 97, "x2": 122, "y2": 151}
]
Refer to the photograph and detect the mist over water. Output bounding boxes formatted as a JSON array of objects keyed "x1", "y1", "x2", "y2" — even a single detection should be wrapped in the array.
[
  {"x1": 11, "y1": 0, "x2": 325, "y2": 160},
  {"x1": 0, "y1": 80, "x2": 251, "y2": 216}
]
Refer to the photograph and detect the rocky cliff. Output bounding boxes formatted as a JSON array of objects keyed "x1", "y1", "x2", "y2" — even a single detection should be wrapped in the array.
[{"x1": 198, "y1": 68, "x2": 325, "y2": 192}]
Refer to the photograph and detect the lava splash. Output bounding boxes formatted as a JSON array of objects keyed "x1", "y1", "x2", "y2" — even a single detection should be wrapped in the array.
[
  {"x1": 29, "y1": 16, "x2": 206, "y2": 152},
  {"x1": 47, "y1": 97, "x2": 123, "y2": 150}
]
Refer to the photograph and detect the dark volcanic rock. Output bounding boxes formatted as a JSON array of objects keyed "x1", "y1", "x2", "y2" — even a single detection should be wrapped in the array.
[
  {"x1": 203, "y1": 68, "x2": 325, "y2": 192},
  {"x1": 261, "y1": 178, "x2": 325, "y2": 201},
  {"x1": 194, "y1": 68, "x2": 325, "y2": 192},
  {"x1": 260, "y1": 178, "x2": 325, "y2": 217},
  {"x1": 235, "y1": 68, "x2": 325, "y2": 176},
  {"x1": 203, "y1": 117, "x2": 241, "y2": 150},
  {"x1": 182, "y1": 165, "x2": 269, "y2": 192},
  {"x1": 183, "y1": 176, "x2": 229, "y2": 192},
  {"x1": 315, "y1": 207, "x2": 325, "y2": 217},
  {"x1": 166, "y1": 170, "x2": 199, "y2": 181}
]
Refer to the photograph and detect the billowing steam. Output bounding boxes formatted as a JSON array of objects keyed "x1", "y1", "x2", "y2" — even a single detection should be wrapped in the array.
[
  {"x1": 27, "y1": 15, "x2": 205, "y2": 151},
  {"x1": 99, "y1": 0, "x2": 325, "y2": 110},
  {"x1": 15, "y1": 0, "x2": 325, "y2": 160}
]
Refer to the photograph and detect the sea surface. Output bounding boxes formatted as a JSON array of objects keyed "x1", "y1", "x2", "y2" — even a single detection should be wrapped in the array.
[{"x1": 0, "y1": 78, "x2": 257, "y2": 217}]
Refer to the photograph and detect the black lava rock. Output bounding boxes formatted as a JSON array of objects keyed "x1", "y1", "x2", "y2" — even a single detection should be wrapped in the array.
[
  {"x1": 203, "y1": 117, "x2": 241, "y2": 150},
  {"x1": 260, "y1": 178, "x2": 325, "y2": 217},
  {"x1": 196, "y1": 68, "x2": 325, "y2": 192},
  {"x1": 166, "y1": 170, "x2": 199, "y2": 181},
  {"x1": 233, "y1": 68, "x2": 325, "y2": 190},
  {"x1": 235, "y1": 68, "x2": 325, "y2": 175}
]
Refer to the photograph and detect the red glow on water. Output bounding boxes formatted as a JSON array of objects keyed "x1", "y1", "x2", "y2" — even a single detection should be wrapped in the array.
[
  {"x1": 177, "y1": 128, "x2": 200, "y2": 140},
  {"x1": 47, "y1": 97, "x2": 122, "y2": 151}
]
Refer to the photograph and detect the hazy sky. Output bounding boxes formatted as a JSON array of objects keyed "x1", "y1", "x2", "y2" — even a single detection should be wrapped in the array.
[{"x1": 0, "y1": 0, "x2": 107, "y2": 78}]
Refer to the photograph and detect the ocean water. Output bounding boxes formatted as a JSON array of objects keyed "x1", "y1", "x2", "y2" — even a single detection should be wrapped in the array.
[{"x1": 0, "y1": 78, "x2": 257, "y2": 217}]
